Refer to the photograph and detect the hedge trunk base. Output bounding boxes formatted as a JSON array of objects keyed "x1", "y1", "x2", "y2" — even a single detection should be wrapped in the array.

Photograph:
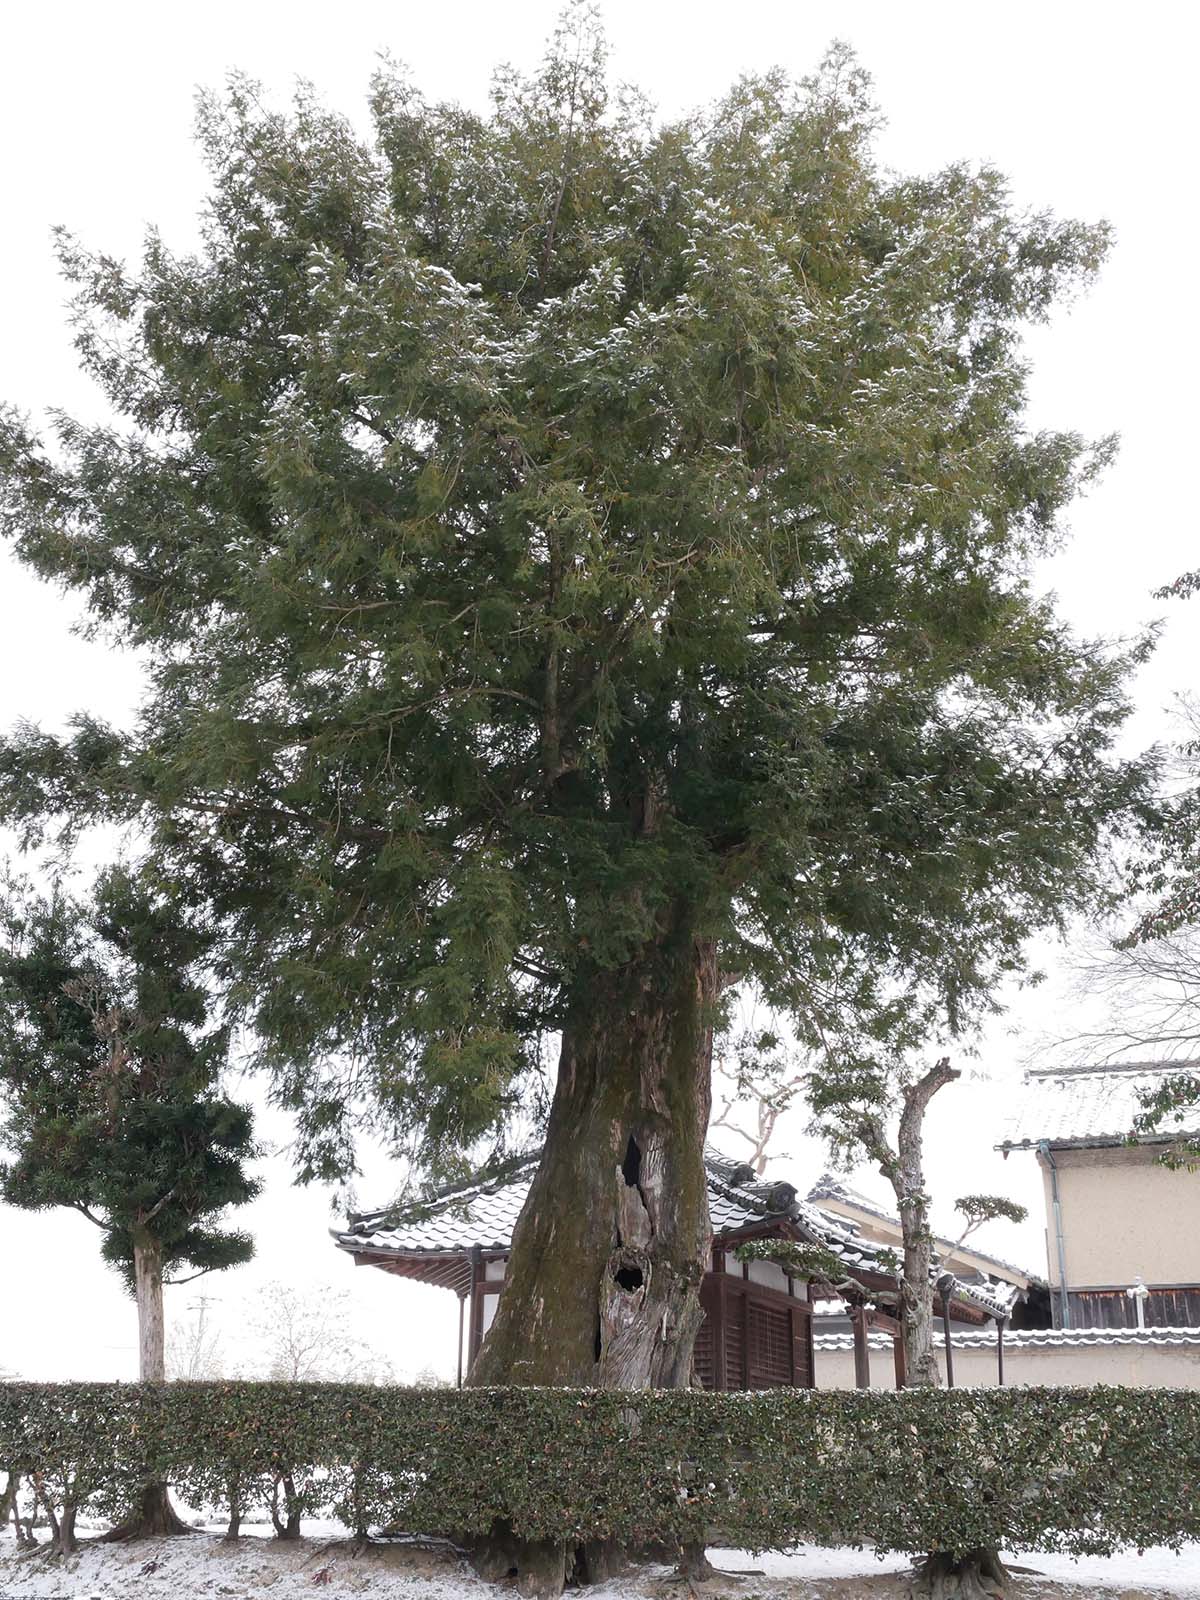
[
  {"x1": 468, "y1": 1528, "x2": 566, "y2": 1598},
  {"x1": 576, "y1": 1538, "x2": 629, "y2": 1583},
  {"x1": 678, "y1": 1541, "x2": 716, "y2": 1582},
  {"x1": 103, "y1": 1482, "x2": 193, "y2": 1541},
  {"x1": 911, "y1": 1549, "x2": 1008, "y2": 1599},
  {"x1": 271, "y1": 1472, "x2": 303, "y2": 1539}
]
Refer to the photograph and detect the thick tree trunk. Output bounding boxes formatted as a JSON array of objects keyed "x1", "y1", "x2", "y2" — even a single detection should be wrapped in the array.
[
  {"x1": 467, "y1": 926, "x2": 717, "y2": 1595},
  {"x1": 471, "y1": 932, "x2": 716, "y2": 1388}
]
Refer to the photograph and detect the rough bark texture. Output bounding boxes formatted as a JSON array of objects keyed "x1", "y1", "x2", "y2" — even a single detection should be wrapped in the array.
[
  {"x1": 470, "y1": 931, "x2": 717, "y2": 1389},
  {"x1": 4, "y1": 1472, "x2": 36, "y2": 1550},
  {"x1": 32, "y1": 1473, "x2": 78, "y2": 1556},
  {"x1": 270, "y1": 1473, "x2": 303, "y2": 1539},
  {"x1": 467, "y1": 925, "x2": 717, "y2": 1596},
  {"x1": 134, "y1": 1235, "x2": 166, "y2": 1383},
  {"x1": 911, "y1": 1548, "x2": 1009, "y2": 1598},
  {"x1": 103, "y1": 1481, "x2": 193, "y2": 1541},
  {"x1": 884, "y1": 1067, "x2": 1006, "y2": 1596},
  {"x1": 104, "y1": 1234, "x2": 193, "y2": 1541},
  {"x1": 893, "y1": 1059, "x2": 959, "y2": 1389},
  {"x1": 0, "y1": 1471, "x2": 16, "y2": 1535}
]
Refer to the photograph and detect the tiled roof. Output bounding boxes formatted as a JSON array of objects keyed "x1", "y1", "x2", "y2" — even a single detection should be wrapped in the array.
[
  {"x1": 807, "y1": 1172, "x2": 895, "y2": 1224},
  {"x1": 336, "y1": 1148, "x2": 1021, "y2": 1320},
  {"x1": 998, "y1": 1060, "x2": 1200, "y2": 1150},
  {"x1": 814, "y1": 1325, "x2": 1200, "y2": 1352},
  {"x1": 805, "y1": 1172, "x2": 1038, "y2": 1287},
  {"x1": 342, "y1": 1156, "x2": 541, "y2": 1255}
]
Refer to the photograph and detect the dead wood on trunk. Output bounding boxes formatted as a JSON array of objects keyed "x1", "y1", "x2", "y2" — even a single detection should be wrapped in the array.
[
  {"x1": 470, "y1": 931, "x2": 716, "y2": 1388},
  {"x1": 856, "y1": 1057, "x2": 959, "y2": 1388},
  {"x1": 466, "y1": 923, "x2": 718, "y2": 1594},
  {"x1": 860, "y1": 1063, "x2": 1009, "y2": 1594}
]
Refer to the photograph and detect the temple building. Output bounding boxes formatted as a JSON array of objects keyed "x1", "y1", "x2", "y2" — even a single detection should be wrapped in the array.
[{"x1": 334, "y1": 1150, "x2": 1032, "y2": 1389}]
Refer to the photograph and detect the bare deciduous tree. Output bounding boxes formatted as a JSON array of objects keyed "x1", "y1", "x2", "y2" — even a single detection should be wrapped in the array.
[
  {"x1": 709, "y1": 1026, "x2": 808, "y2": 1175},
  {"x1": 166, "y1": 1298, "x2": 224, "y2": 1382}
]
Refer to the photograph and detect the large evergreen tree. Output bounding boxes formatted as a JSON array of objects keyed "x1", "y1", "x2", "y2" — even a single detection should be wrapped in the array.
[{"x1": 0, "y1": 8, "x2": 1146, "y2": 1404}]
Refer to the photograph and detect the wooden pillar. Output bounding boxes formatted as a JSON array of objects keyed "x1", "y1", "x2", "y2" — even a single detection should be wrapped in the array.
[
  {"x1": 712, "y1": 1248, "x2": 727, "y2": 1391},
  {"x1": 806, "y1": 1281, "x2": 816, "y2": 1390},
  {"x1": 996, "y1": 1318, "x2": 1005, "y2": 1387},
  {"x1": 941, "y1": 1289, "x2": 955, "y2": 1389},
  {"x1": 892, "y1": 1327, "x2": 906, "y2": 1389},
  {"x1": 851, "y1": 1306, "x2": 871, "y2": 1390},
  {"x1": 741, "y1": 1262, "x2": 751, "y2": 1389},
  {"x1": 467, "y1": 1245, "x2": 483, "y2": 1372},
  {"x1": 457, "y1": 1292, "x2": 465, "y2": 1389}
]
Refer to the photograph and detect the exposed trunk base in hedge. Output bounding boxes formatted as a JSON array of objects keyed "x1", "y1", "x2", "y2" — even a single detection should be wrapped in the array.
[
  {"x1": 469, "y1": 1535, "x2": 709, "y2": 1596},
  {"x1": 31, "y1": 1485, "x2": 77, "y2": 1558},
  {"x1": 575, "y1": 1538, "x2": 628, "y2": 1583},
  {"x1": 911, "y1": 1548, "x2": 1008, "y2": 1599},
  {"x1": 270, "y1": 1472, "x2": 303, "y2": 1539},
  {"x1": 102, "y1": 1482, "x2": 193, "y2": 1541},
  {"x1": 678, "y1": 1541, "x2": 717, "y2": 1582},
  {"x1": 467, "y1": 1528, "x2": 566, "y2": 1598}
]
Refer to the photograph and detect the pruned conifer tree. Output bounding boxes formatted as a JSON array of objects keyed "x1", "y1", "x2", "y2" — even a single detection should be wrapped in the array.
[
  {"x1": 0, "y1": 866, "x2": 258, "y2": 1541},
  {"x1": 0, "y1": 2, "x2": 1149, "y2": 1426}
]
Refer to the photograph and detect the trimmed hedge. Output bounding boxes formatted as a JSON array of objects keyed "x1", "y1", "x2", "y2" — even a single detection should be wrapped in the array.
[{"x1": 1, "y1": 1382, "x2": 1198, "y2": 1558}]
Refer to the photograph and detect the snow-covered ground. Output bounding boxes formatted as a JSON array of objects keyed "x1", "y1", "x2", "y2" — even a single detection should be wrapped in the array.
[{"x1": 3, "y1": 1531, "x2": 1200, "y2": 1600}]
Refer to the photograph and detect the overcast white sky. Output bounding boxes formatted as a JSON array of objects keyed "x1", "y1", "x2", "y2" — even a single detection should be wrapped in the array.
[{"x1": 1, "y1": 1, "x2": 1195, "y2": 1383}]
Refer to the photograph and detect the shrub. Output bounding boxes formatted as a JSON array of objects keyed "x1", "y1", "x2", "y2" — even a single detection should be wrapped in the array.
[{"x1": 0, "y1": 1382, "x2": 1197, "y2": 1558}]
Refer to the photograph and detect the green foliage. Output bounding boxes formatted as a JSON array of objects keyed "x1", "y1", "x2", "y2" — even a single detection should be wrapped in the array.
[
  {"x1": 954, "y1": 1193, "x2": 1028, "y2": 1231},
  {"x1": 1131, "y1": 1073, "x2": 1200, "y2": 1168},
  {"x1": 1, "y1": 1380, "x2": 1198, "y2": 1558},
  {"x1": 733, "y1": 1236, "x2": 855, "y2": 1288},
  {"x1": 0, "y1": 10, "x2": 1151, "y2": 1179},
  {"x1": 0, "y1": 868, "x2": 259, "y2": 1287}
]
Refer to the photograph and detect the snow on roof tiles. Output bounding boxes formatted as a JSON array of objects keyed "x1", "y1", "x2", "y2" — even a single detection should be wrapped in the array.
[
  {"x1": 814, "y1": 1325, "x2": 1200, "y2": 1352},
  {"x1": 805, "y1": 1172, "x2": 1038, "y2": 1286},
  {"x1": 336, "y1": 1147, "x2": 1022, "y2": 1320},
  {"x1": 998, "y1": 1060, "x2": 1200, "y2": 1150}
]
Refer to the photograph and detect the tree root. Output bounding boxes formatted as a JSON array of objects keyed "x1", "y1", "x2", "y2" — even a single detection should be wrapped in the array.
[
  {"x1": 102, "y1": 1482, "x2": 194, "y2": 1541},
  {"x1": 910, "y1": 1548, "x2": 1008, "y2": 1599}
]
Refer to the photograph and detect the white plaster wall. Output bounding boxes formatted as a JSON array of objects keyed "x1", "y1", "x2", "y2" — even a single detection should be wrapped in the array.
[
  {"x1": 1042, "y1": 1145, "x2": 1200, "y2": 1289},
  {"x1": 747, "y1": 1259, "x2": 789, "y2": 1294},
  {"x1": 815, "y1": 1340, "x2": 1200, "y2": 1390}
]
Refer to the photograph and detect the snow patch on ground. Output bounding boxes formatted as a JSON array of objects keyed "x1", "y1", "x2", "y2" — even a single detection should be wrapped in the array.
[{"x1": 1, "y1": 1531, "x2": 1198, "y2": 1599}]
